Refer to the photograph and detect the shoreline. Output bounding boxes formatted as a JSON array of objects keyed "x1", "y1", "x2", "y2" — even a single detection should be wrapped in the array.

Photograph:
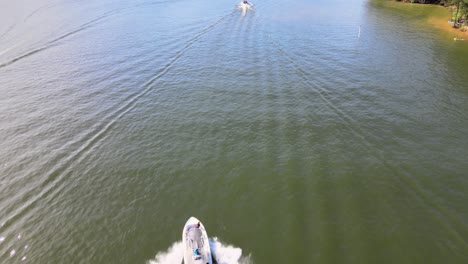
[
  {"x1": 384, "y1": 0, "x2": 468, "y2": 39},
  {"x1": 387, "y1": 1, "x2": 467, "y2": 39},
  {"x1": 424, "y1": 6, "x2": 468, "y2": 38}
]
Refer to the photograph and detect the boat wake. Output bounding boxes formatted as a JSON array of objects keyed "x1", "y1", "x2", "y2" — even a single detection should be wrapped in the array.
[
  {"x1": 148, "y1": 237, "x2": 252, "y2": 264},
  {"x1": 237, "y1": 2, "x2": 253, "y2": 16}
]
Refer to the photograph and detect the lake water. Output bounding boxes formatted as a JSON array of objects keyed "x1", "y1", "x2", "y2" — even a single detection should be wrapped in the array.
[{"x1": 1, "y1": 0, "x2": 467, "y2": 263}]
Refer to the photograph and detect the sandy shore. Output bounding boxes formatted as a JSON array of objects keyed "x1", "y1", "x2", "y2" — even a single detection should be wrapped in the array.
[
  {"x1": 393, "y1": 1, "x2": 468, "y2": 39},
  {"x1": 427, "y1": 12, "x2": 468, "y2": 39}
]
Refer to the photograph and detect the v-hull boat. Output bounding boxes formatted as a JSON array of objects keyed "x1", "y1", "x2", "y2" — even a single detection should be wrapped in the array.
[{"x1": 182, "y1": 217, "x2": 213, "y2": 264}]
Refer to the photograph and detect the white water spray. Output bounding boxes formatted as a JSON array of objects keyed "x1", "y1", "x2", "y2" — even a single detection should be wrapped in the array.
[
  {"x1": 148, "y1": 237, "x2": 252, "y2": 264},
  {"x1": 238, "y1": 2, "x2": 253, "y2": 17},
  {"x1": 148, "y1": 241, "x2": 184, "y2": 264}
]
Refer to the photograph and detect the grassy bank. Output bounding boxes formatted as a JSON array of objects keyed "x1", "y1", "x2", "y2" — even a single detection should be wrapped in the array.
[
  {"x1": 426, "y1": 9, "x2": 468, "y2": 38},
  {"x1": 381, "y1": 0, "x2": 468, "y2": 38}
]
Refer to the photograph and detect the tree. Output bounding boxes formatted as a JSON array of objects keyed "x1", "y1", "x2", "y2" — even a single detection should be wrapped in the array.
[{"x1": 454, "y1": 0, "x2": 461, "y2": 27}]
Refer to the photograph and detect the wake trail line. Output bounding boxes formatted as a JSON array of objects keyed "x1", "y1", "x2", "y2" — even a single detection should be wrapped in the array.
[
  {"x1": 0, "y1": 24, "x2": 16, "y2": 41},
  {"x1": 267, "y1": 35, "x2": 468, "y2": 248},
  {"x1": 23, "y1": 0, "x2": 81, "y2": 22},
  {"x1": 0, "y1": 10, "x2": 117, "y2": 69},
  {"x1": 0, "y1": 10, "x2": 236, "y2": 230},
  {"x1": 142, "y1": 10, "x2": 237, "y2": 90}
]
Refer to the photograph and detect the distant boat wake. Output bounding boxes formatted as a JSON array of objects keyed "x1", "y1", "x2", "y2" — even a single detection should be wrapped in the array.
[
  {"x1": 237, "y1": 1, "x2": 253, "y2": 16},
  {"x1": 148, "y1": 237, "x2": 252, "y2": 264}
]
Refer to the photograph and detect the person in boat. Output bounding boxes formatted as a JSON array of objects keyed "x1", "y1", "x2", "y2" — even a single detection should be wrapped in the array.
[
  {"x1": 193, "y1": 249, "x2": 200, "y2": 255},
  {"x1": 186, "y1": 222, "x2": 201, "y2": 231},
  {"x1": 243, "y1": 0, "x2": 249, "y2": 4}
]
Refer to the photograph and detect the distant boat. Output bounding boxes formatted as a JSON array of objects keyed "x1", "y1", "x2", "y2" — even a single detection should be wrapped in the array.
[
  {"x1": 239, "y1": 1, "x2": 253, "y2": 12},
  {"x1": 182, "y1": 217, "x2": 213, "y2": 264}
]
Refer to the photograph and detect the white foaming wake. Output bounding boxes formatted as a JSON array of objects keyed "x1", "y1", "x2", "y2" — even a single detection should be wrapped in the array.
[
  {"x1": 148, "y1": 237, "x2": 252, "y2": 264},
  {"x1": 237, "y1": 2, "x2": 253, "y2": 16},
  {"x1": 148, "y1": 241, "x2": 184, "y2": 264}
]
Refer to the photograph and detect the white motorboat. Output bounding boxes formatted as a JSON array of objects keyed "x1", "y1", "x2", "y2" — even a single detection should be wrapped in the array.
[
  {"x1": 238, "y1": 1, "x2": 253, "y2": 12},
  {"x1": 182, "y1": 217, "x2": 213, "y2": 264}
]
